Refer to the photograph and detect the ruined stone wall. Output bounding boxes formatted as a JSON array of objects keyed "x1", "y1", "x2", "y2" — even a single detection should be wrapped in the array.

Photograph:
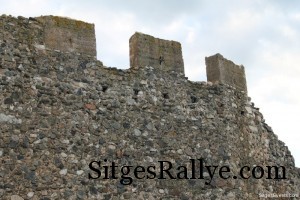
[
  {"x1": 206, "y1": 53, "x2": 247, "y2": 93},
  {"x1": 0, "y1": 15, "x2": 299, "y2": 200},
  {"x1": 130, "y1": 32, "x2": 184, "y2": 75}
]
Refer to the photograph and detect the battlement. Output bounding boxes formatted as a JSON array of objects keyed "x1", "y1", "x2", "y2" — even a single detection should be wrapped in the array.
[
  {"x1": 0, "y1": 15, "x2": 247, "y2": 92},
  {"x1": 36, "y1": 16, "x2": 96, "y2": 57},
  {"x1": 129, "y1": 32, "x2": 185, "y2": 74},
  {"x1": 129, "y1": 33, "x2": 248, "y2": 93},
  {"x1": 0, "y1": 15, "x2": 96, "y2": 57},
  {"x1": 205, "y1": 53, "x2": 247, "y2": 93}
]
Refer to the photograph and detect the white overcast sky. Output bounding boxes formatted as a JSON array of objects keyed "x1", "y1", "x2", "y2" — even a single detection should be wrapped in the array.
[{"x1": 1, "y1": 0, "x2": 299, "y2": 167}]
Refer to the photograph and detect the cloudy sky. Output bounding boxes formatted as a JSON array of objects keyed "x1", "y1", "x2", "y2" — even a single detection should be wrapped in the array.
[{"x1": 1, "y1": 0, "x2": 299, "y2": 167}]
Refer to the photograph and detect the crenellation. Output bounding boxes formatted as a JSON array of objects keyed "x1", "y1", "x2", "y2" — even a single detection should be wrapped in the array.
[
  {"x1": 129, "y1": 32, "x2": 185, "y2": 75},
  {"x1": 36, "y1": 16, "x2": 97, "y2": 57},
  {"x1": 205, "y1": 53, "x2": 247, "y2": 93},
  {"x1": 0, "y1": 15, "x2": 96, "y2": 57}
]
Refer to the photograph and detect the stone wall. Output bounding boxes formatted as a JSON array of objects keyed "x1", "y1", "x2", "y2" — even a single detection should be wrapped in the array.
[
  {"x1": 0, "y1": 15, "x2": 299, "y2": 199},
  {"x1": 36, "y1": 16, "x2": 96, "y2": 57},
  {"x1": 0, "y1": 14, "x2": 96, "y2": 58},
  {"x1": 206, "y1": 53, "x2": 247, "y2": 93},
  {"x1": 129, "y1": 32, "x2": 184, "y2": 74}
]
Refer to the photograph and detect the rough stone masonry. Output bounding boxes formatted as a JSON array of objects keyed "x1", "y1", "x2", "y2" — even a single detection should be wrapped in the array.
[
  {"x1": 130, "y1": 32, "x2": 184, "y2": 75},
  {"x1": 0, "y1": 15, "x2": 299, "y2": 200},
  {"x1": 36, "y1": 16, "x2": 96, "y2": 57},
  {"x1": 205, "y1": 53, "x2": 247, "y2": 93}
]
